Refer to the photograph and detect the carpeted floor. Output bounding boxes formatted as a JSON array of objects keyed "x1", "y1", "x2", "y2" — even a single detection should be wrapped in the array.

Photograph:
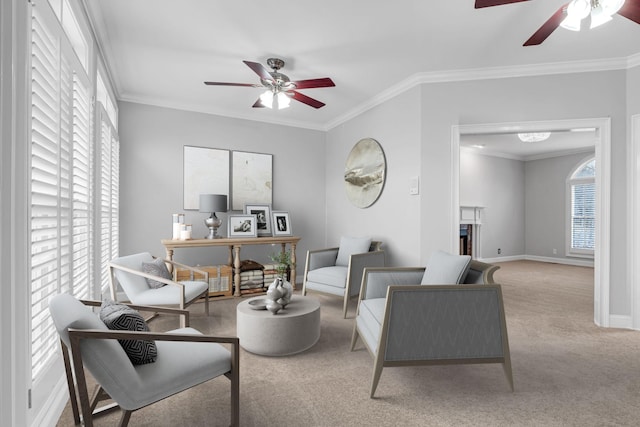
[{"x1": 56, "y1": 260, "x2": 640, "y2": 426}]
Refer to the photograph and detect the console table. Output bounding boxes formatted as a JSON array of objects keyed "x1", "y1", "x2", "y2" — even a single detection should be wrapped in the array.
[{"x1": 161, "y1": 236, "x2": 301, "y2": 297}]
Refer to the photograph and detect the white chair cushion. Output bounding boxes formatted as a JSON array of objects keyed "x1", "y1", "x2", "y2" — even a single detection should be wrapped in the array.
[
  {"x1": 122, "y1": 327, "x2": 231, "y2": 410},
  {"x1": 112, "y1": 252, "x2": 155, "y2": 298},
  {"x1": 421, "y1": 250, "x2": 472, "y2": 285},
  {"x1": 335, "y1": 236, "x2": 372, "y2": 266},
  {"x1": 133, "y1": 280, "x2": 208, "y2": 306},
  {"x1": 306, "y1": 266, "x2": 348, "y2": 289},
  {"x1": 48, "y1": 294, "x2": 141, "y2": 405}
]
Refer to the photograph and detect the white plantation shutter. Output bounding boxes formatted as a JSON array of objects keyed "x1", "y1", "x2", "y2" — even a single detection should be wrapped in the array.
[
  {"x1": 29, "y1": 1, "x2": 98, "y2": 386},
  {"x1": 98, "y1": 107, "x2": 119, "y2": 297},
  {"x1": 72, "y1": 74, "x2": 92, "y2": 301},
  {"x1": 30, "y1": 6, "x2": 72, "y2": 380}
]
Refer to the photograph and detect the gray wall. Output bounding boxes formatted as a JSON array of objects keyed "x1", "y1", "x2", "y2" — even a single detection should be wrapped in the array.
[
  {"x1": 525, "y1": 151, "x2": 595, "y2": 259},
  {"x1": 325, "y1": 88, "x2": 422, "y2": 266},
  {"x1": 460, "y1": 150, "x2": 525, "y2": 259},
  {"x1": 118, "y1": 102, "x2": 326, "y2": 281}
]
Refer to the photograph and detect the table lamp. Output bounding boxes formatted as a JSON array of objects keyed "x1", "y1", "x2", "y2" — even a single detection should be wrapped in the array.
[{"x1": 199, "y1": 194, "x2": 227, "y2": 239}]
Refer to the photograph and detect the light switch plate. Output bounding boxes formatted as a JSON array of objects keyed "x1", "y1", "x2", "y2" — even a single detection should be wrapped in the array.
[{"x1": 409, "y1": 176, "x2": 419, "y2": 195}]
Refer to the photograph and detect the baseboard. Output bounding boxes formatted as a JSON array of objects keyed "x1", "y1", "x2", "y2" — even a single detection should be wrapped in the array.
[
  {"x1": 31, "y1": 376, "x2": 68, "y2": 427},
  {"x1": 608, "y1": 315, "x2": 633, "y2": 330},
  {"x1": 479, "y1": 254, "x2": 594, "y2": 268}
]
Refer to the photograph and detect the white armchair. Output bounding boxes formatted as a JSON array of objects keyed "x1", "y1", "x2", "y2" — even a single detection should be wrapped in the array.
[
  {"x1": 109, "y1": 252, "x2": 210, "y2": 326},
  {"x1": 49, "y1": 294, "x2": 239, "y2": 426},
  {"x1": 302, "y1": 237, "x2": 385, "y2": 318}
]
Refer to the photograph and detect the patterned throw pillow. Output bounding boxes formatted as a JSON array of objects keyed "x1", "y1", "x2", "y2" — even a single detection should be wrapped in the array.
[
  {"x1": 141, "y1": 258, "x2": 172, "y2": 289},
  {"x1": 99, "y1": 299, "x2": 157, "y2": 365}
]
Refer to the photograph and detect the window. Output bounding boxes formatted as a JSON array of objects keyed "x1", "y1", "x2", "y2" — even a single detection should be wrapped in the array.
[
  {"x1": 28, "y1": 0, "x2": 119, "y2": 414},
  {"x1": 567, "y1": 157, "x2": 595, "y2": 257}
]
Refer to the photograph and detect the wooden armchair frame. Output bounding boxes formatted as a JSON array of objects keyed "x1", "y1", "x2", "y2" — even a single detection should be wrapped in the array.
[
  {"x1": 61, "y1": 300, "x2": 239, "y2": 427},
  {"x1": 109, "y1": 256, "x2": 210, "y2": 327}
]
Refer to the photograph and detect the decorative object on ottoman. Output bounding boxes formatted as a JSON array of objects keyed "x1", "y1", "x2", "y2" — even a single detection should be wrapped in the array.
[{"x1": 265, "y1": 250, "x2": 294, "y2": 314}]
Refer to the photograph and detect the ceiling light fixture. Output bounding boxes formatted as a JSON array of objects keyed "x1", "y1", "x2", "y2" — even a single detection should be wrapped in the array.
[
  {"x1": 518, "y1": 132, "x2": 551, "y2": 143},
  {"x1": 561, "y1": 0, "x2": 626, "y2": 31}
]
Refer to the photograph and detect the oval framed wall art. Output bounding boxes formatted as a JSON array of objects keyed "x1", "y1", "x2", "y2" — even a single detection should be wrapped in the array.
[{"x1": 344, "y1": 138, "x2": 387, "y2": 208}]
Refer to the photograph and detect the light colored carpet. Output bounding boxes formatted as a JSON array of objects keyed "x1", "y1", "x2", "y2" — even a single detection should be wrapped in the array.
[{"x1": 56, "y1": 261, "x2": 640, "y2": 426}]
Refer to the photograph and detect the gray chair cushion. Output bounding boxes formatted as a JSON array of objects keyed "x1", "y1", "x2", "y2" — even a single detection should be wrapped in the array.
[
  {"x1": 100, "y1": 299, "x2": 157, "y2": 365},
  {"x1": 335, "y1": 236, "x2": 372, "y2": 267},
  {"x1": 356, "y1": 298, "x2": 386, "y2": 354},
  {"x1": 421, "y1": 251, "x2": 471, "y2": 285},
  {"x1": 141, "y1": 258, "x2": 171, "y2": 289}
]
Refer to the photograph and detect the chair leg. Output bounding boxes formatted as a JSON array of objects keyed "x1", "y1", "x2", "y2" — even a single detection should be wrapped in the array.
[
  {"x1": 370, "y1": 358, "x2": 384, "y2": 398},
  {"x1": 350, "y1": 324, "x2": 360, "y2": 351},
  {"x1": 117, "y1": 409, "x2": 132, "y2": 427},
  {"x1": 342, "y1": 294, "x2": 349, "y2": 319},
  {"x1": 205, "y1": 292, "x2": 210, "y2": 316},
  {"x1": 60, "y1": 341, "x2": 81, "y2": 425}
]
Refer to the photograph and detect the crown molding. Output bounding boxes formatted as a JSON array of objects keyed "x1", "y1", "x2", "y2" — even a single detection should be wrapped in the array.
[{"x1": 326, "y1": 56, "x2": 634, "y2": 131}]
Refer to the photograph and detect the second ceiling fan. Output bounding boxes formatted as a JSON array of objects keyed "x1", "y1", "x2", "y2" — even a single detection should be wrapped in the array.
[
  {"x1": 475, "y1": 0, "x2": 640, "y2": 46},
  {"x1": 205, "y1": 58, "x2": 335, "y2": 109}
]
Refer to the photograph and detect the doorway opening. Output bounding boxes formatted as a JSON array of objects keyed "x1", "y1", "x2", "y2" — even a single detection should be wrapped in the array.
[{"x1": 451, "y1": 118, "x2": 611, "y2": 327}]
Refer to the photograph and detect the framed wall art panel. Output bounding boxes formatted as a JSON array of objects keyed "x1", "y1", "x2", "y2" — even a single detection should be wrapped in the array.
[
  {"x1": 183, "y1": 146, "x2": 230, "y2": 210},
  {"x1": 232, "y1": 151, "x2": 272, "y2": 210}
]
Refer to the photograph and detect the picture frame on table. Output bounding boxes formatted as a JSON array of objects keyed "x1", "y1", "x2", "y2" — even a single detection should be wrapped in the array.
[
  {"x1": 228, "y1": 214, "x2": 258, "y2": 238},
  {"x1": 272, "y1": 211, "x2": 292, "y2": 236},
  {"x1": 244, "y1": 204, "x2": 272, "y2": 237}
]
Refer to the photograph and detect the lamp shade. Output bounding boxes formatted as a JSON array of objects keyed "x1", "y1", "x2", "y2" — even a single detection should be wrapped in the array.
[{"x1": 199, "y1": 194, "x2": 227, "y2": 213}]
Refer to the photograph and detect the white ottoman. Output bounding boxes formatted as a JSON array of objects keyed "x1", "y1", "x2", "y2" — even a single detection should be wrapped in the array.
[{"x1": 236, "y1": 295, "x2": 320, "y2": 356}]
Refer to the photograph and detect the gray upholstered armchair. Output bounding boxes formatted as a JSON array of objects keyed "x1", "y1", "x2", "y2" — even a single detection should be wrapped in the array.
[
  {"x1": 350, "y1": 251, "x2": 513, "y2": 397},
  {"x1": 302, "y1": 237, "x2": 385, "y2": 318}
]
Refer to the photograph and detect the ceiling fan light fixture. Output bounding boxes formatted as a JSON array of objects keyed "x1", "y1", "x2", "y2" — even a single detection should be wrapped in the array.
[
  {"x1": 259, "y1": 90, "x2": 274, "y2": 109},
  {"x1": 561, "y1": 14, "x2": 583, "y2": 31},
  {"x1": 590, "y1": 5, "x2": 613, "y2": 28},
  {"x1": 518, "y1": 132, "x2": 551, "y2": 143},
  {"x1": 276, "y1": 92, "x2": 290, "y2": 109}
]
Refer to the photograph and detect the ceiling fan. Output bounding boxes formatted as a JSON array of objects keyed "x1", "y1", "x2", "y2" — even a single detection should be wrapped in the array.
[
  {"x1": 475, "y1": 0, "x2": 640, "y2": 46},
  {"x1": 204, "y1": 58, "x2": 335, "y2": 110}
]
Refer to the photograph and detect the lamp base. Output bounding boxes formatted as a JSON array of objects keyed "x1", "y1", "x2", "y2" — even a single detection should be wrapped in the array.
[{"x1": 204, "y1": 213, "x2": 223, "y2": 239}]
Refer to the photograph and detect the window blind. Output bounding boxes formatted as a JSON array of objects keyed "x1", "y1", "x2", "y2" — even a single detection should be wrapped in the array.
[{"x1": 571, "y1": 183, "x2": 596, "y2": 250}]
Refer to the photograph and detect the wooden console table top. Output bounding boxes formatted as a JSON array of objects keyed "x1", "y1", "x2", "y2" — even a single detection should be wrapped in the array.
[{"x1": 161, "y1": 236, "x2": 301, "y2": 296}]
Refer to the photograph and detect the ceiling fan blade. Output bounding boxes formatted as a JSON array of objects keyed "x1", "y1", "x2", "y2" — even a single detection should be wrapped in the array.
[
  {"x1": 243, "y1": 60, "x2": 274, "y2": 81},
  {"x1": 204, "y1": 82, "x2": 259, "y2": 87},
  {"x1": 252, "y1": 98, "x2": 266, "y2": 108},
  {"x1": 617, "y1": 0, "x2": 640, "y2": 25},
  {"x1": 475, "y1": 0, "x2": 529, "y2": 8},
  {"x1": 523, "y1": 3, "x2": 568, "y2": 46},
  {"x1": 290, "y1": 78, "x2": 336, "y2": 89},
  {"x1": 290, "y1": 91, "x2": 326, "y2": 109}
]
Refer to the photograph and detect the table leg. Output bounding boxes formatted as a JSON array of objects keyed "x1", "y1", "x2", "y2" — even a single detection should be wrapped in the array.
[
  {"x1": 165, "y1": 249, "x2": 174, "y2": 273},
  {"x1": 290, "y1": 242, "x2": 297, "y2": 290},
  {"x1": 233, "y1": 245, "x2": 242, "y2": 297}
]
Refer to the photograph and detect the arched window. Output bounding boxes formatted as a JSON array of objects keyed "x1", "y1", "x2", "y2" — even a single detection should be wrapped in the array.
[{"x1": 567, "y1": 157, "x2": 595, "y2": 257}]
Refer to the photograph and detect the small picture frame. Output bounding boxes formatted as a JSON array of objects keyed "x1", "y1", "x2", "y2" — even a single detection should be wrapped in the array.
[
  {"x1": 244, "y1": 203, "x2": 272, "y2": 237},
  {"x1": 272, "y1": 211, "x2": 292, "y2": 236},
  {"x1": 228, "y1": 214, "x2": 258, "y2": 238}
]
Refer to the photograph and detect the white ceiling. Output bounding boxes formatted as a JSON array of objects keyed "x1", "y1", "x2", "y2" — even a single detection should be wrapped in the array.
[
  {"x1": 460, "y1": 129, "x2": 596, "y2": 161},
  {"x1": 84, "y1": 0, "x2": 640, "y2": 131}
]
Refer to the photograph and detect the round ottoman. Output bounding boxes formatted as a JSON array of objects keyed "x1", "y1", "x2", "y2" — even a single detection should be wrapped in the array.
[{"x1": 236, "y1": 295, "x2": 320, "y2": 356}]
